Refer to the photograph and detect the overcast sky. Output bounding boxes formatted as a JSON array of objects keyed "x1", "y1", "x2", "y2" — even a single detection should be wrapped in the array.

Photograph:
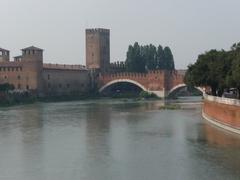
[{"x1": 1, "y1": 0, "x2": 240, "y2": 69}]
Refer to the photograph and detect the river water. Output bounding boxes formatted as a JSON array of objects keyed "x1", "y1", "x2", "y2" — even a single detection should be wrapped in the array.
[{"x1": 0, "y1": 97, "x2": 239, "y2": 180}]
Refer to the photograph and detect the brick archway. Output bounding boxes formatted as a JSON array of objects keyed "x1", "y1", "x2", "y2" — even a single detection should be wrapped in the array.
[
  {"x1": 168, "y1": 83, "x2": 204, "y2": 97},
  {"x1": 98, "y1": 70, "x2": 189, "y2": 98},
  {"x1": 99, "y1": 79, "x2": 147, "y2": 93}
]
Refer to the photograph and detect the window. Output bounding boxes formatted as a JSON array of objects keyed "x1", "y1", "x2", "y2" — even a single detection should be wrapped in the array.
[
  {"x1": 26, "y1": 85, "x2": 29, "y2": 90},
  {"x1": 47, "y1": 74, "x2": 50, "y2": 80},
  {"x1": 4, "y1": 76, "x2": 7, "y2": 79},
  {"x1": 17, "y1": 75, "x2": 21, "y2": 80}
]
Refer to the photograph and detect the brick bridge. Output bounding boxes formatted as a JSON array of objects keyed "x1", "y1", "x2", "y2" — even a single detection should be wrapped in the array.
[{"x1": 98, "y1": 70, "x2": 204, "y2": 98}]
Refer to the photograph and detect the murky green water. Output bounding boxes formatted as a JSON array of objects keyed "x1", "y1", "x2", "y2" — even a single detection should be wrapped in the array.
[{"x1": 0, "y1": 97, "x2": 239, "y2": 180}]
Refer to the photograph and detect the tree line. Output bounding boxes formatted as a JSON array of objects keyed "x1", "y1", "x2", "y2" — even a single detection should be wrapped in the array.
[
  {"x1": 0, "y1": 83, "x2": 14, "y2": 92},
  {"x1": 184, "y1": 43, "x2": 240, "y2": 97},
  {"x1": 125, "y1": 42, "x2": 175, "y2": 72}
]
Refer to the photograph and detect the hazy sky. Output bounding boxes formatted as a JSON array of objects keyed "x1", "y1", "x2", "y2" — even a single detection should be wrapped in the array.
[{"x1": 1, "y1": 0, "x2": 240, "y2": 69}]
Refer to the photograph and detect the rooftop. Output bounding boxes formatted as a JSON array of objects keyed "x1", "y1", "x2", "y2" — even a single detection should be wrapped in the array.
[
  {"x1": 22, "y1": 46, "x2": 43, "y2": 51},
  {"x1": 0, "y1": 47, "x2": 10, "y2": 52},
  {"x1": 86, "y1": 28, "x2": 110, "y2": 33}
]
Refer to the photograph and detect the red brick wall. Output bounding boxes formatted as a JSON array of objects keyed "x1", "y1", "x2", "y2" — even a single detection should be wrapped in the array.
[
  {"x1": 203, "y1": 99, "x2": 240, "y2": 129},
  {"x1": 98, "y1": 70, "x2": 166, "y2": 91},
  {"x1": 99, "y1": 70, "x2": 185, "y2": 92}
]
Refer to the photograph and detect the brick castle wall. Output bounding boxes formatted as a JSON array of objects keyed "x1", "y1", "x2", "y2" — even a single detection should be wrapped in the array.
[
  {"x1": 42, "y1": 68, "x2": 90, "y2": 96},
  {"x1": 0, "y1": 47, "x2": 91, "y2": 96},
  {"x1": 99, "y1": 70, "x2": 166, "y2": 91}
]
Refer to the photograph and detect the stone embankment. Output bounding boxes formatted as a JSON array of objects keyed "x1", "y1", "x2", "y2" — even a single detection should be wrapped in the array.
[{"x1": 202, "y1": 94, "x2": 240, "y2": 134}]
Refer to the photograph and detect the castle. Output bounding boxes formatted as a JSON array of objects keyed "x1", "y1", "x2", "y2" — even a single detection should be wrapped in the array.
[{"x1": 0, "y1": 28, "x2": 111, "y2": 96}]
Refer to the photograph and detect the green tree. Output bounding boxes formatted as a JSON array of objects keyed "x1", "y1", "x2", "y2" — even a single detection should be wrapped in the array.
[
  {"x1": 142, "y1": 44, "x2": 157, "y2": 70},
  {"x1": 126, "y1": 42, "x2": 145, "y2": 72},
  {"x1": 185, "y1": 49, "x2": 231, "y2": 96},
  {"x1": 156, "y1": 45, "x2": 165, "y2": 69},
  {"x1": 125, "y1": 42, "x2": 175, "y2": 72},
  {"x1": 163, "y1": 47, "x2": 175, "y2": 70},
  {"x1": 226, "y1": 48, "x2": 240, "y2": 98},
  {"x1": 0, "y1": 83, "x2": 14, "y2": 92}
]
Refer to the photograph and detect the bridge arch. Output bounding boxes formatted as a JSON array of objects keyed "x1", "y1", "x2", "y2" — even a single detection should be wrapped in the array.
[
  {"x1": 99, "y1": 79, "x2": 147, "y2": 93},
  {"x1": 168, "y1": 83, "x2": 204, "y2": 97}
]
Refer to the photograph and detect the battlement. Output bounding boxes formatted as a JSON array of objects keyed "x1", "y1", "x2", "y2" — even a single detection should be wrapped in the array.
[
  {"x1": 0, "y1": 47, "x2": 10, "y2": 54},
  {"x1": 43, "y1": 63, "x2": 87, "y2": 71},
  {"x1": 101, "y1": 70, "x2": 167, "y2": 79},
  {"x1": 0, "y1": 60, "x2": 23, "y2": 67},
  {"x1": 14, "y1": 56, "x2": 22, "y2": 62},
  {"x1": 103, "y1": 72, "x2": 148, "y2": 78},
  {"x1": 110, "y1": 61, "x2": 126, "y2": 68},
  {"x1": 0, "y1": 47, "x2": 10, "y2": 62},
  {"x1": 86, "y1": 28, "x2": 110, "y2": 34}
]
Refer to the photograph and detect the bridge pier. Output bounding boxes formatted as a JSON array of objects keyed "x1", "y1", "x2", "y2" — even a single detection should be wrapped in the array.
[{"x1": 148, "y1": 89, "x2": 167, "y2": 99}]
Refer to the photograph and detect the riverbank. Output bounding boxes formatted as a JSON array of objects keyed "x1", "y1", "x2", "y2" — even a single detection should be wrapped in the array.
[
  {"x1": 0, "y1": 93, "x2": 101, "y2": 107},
  {"x1": 0, "y1": 90, "x2": 162, "y2": 107},
  {"x1": 0, "y1": 92, "x2": 36, "y2": 107},
  {"x1": 202, "y1": 94, "x2": 240, "y2": 135}
]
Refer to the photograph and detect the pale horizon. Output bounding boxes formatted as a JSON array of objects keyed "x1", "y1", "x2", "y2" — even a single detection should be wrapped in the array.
[{"x1": 1, "y1": 0, "x2": 240, "y2": 69}]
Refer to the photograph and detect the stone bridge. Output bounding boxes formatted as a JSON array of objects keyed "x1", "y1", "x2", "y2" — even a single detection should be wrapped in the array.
[{"x1": 98, "y1": 70, "x2": 202, "y2": 98}]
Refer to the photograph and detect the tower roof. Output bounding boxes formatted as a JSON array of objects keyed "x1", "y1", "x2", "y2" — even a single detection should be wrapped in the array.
[
  {"x1": 22, "y1": 46, "x2": 43, "y2": 51},
  {"x1": 86, "y1": 28, "x2": 110, "y2": 33},
  {"x1": 0, "y1": 47, "x2": 9, "y2": 52}
]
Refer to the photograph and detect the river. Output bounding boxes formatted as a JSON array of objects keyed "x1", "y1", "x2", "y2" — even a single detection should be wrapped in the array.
[{"x1": 0, "y1": 97, "x2": 239, "y2": 180}]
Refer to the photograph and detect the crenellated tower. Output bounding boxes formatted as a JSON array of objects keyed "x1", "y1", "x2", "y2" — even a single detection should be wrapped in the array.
[
  {"x1": 0, "y1": 48, "x2": 10, "y2": 62},
  {"x1": 86, "y1": 28, "x2": 110, "y2": 72},
  {"x1": 21, "y1": 46, "x2": 44, "y2": 93}
]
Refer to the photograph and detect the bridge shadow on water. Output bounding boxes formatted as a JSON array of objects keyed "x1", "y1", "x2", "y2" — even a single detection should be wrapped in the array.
[
  {"x1": 100, "y1": 82, "x2": 143, "y2": 98},
  {"x1": 168, "y1": 86, "x2": 203, "y2": 99}
]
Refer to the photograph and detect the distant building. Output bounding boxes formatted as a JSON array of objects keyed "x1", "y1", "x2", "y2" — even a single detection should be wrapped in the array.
[
  {"x1": 0, "y1": 28, "x2": 131, "y2": 97},
  {"x1": 0, "y1": 46, "x2": 90, "y2": 96}
]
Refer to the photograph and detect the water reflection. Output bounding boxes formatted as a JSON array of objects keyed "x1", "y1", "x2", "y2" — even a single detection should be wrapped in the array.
[
  {"x1": 203, "y1": 122, "x2": 240, "y2": 148},
  {"x1": 0, "y1": 99, "x2": 239, "y2": 180}
]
